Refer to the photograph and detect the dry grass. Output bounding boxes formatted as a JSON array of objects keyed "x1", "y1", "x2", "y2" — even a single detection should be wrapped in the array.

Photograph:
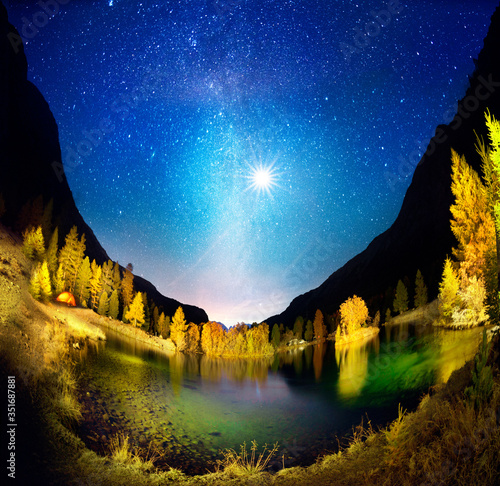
[{"x1": 216, "y1": 440, "x2": 280, "y2": 477}]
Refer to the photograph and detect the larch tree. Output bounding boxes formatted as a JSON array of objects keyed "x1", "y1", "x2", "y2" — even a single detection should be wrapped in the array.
[
  {"x1": 185, "y1": 323, "x2": 200, "y2": 353},
  {"x1": 112, "y1": 261, "x2": 121, "y2": 293},
  {"x1": 304, "y1": 320, "x2": 313, "y2": 341},
  {"x1": 121, "y1": 267, "x2": 134, "y2": 309},
  {"x1": 438, "y1": 257, "x2": 461, "y2": 321},
  {"x1": 54, "y1": 263, "x2": 65, "y2": 295},
  {"x1": 170, "y1": 306, "x2": 188, "y2": 351},
  {"x1": 414, "y1": 269, "x2": 428, "y2": 308},
  {"x1": 109, "y1": 289, "x2": 120, "y2": 320},
  {"x1": 45, "y1": 226, "x2": 59, "y2": 278},
  {"x1": 89, "y1": 261, "x2": 102, "y2": 311},
  {"x1": 75, "y1": 256, "x2": 91, "y2": 306},
  {"x1": 58, "y1": 226, "x2": 86, "y2": 293},
  {"x1": 22, "y1": 225, "x2": 45, "y2": 261},
  {"x1": 313, "y1": 309, "x2": 326, "y2": 341},
  {"x1": 98, "y1": 291, "x2": 110, "y2": 317},
  {"x1": 100, "y1": 260, "x2": 114, "y2": 296},
  {"x1": 293, "y1": 316, "x2": 304, "y2": 340},
  {"x1": 393, "y1": 279, "x2": 409, "y2": 315},
  {"x1": 271, "y1": 323, "x2": 281, "y2": 347},
  {"x1": 39, "y1": 261, "x2": 52, "y2": 302},
  {"x1": 125, "y1": 292, "x2": 145, "y2": 327},
  {"x1": 29, "y1": 265, "x2": 41, "y2": 300}
]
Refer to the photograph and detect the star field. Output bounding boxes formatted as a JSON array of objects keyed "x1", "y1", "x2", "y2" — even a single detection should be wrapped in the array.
[{"x1": 5, "y1": 0, "x2": 499, "y2": 324}]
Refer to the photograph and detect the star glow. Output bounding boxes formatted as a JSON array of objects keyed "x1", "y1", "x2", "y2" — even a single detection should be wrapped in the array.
[{"x1": 246, "y1": 163, "x2": 280, "y2": 196}]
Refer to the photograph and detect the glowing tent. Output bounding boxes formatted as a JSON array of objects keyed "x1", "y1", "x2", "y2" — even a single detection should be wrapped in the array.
[{"x1": 56, "y1": 292, "x2": 76, "y2": 307}]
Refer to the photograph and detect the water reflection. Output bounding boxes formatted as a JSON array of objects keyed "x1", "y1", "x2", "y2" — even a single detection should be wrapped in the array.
[
  {"x1": 77, "y1": 322, "x2": 487, "y2": 472},
  {"x1": 335, "y1": 334, "x2": 379, "y2": 399}
]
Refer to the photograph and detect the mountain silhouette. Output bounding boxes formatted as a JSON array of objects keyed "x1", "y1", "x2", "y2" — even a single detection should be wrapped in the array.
[
  {"x1": 0, "y1": 3, "x2": 208, "y2": 325},
  {"x1": 267, "y1": 6, "x2": 500, "y2": 327}
]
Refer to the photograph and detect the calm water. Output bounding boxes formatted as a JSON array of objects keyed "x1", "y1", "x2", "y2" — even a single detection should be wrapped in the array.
[{"x1": 76, "y1": 322, "x2": 484, "y2": 473}]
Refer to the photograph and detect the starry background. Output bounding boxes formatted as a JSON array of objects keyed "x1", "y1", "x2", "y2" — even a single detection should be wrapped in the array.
[{"x1": 5, "y1": 0, "x2": 499, "y2": 325}]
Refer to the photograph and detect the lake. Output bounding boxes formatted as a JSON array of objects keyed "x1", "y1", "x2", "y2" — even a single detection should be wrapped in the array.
[{"x1": 76, "y1": 321, "x2": 484, "y2": 474}]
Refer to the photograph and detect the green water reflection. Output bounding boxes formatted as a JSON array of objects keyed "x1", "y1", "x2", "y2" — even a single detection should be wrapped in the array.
[{"x1": 77, "y1": 322, "x2": 485, "y2": 471}]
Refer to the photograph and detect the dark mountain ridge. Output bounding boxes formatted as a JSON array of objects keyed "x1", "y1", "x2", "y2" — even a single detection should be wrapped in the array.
[
  {"x1": 267, "y1": 5, "x2": 500, "y2": 327},
  {"x1": 0, "y1": 3, "x2": 208, "y2": 324}
]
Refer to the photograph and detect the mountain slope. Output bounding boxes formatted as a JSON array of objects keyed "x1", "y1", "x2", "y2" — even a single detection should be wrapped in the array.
[
  {"x1": 267, "y1": 6, "x2": 500, "y2": 327},
  {"x1": 0, "y1": 3, "x2": 208, "y2": 324}
]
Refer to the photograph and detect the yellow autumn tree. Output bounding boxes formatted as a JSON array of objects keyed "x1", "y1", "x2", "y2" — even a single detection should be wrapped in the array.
[
  {"x1": 339, "y1": 295, "x2": 369, "y2": 336},
  {"x1": 125, "y1": 292, "x2": 145, "y2": 327},
  {"x1": 170, "y1": 306, "x2": 188, "y2": 351}
]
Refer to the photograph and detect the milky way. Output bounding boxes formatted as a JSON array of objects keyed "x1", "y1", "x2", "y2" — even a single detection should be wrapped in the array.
[{"x1": 5, "y1": 0, "x2": 499, "y2": 324}]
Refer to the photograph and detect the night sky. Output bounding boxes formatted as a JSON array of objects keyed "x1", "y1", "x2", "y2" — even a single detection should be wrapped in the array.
[{"x1": 5, "y1": 1, "x2": 499, "y2": 325}]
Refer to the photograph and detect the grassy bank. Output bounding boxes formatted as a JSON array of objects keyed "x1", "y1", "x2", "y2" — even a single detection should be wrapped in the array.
[{"x1": 1, "y1": 225, "x2": 500, "y2": 485}]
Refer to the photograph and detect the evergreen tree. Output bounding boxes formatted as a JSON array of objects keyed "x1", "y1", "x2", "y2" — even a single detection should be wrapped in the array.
[
  {"x1": 75, "y1": 256, "x2": 91, "y2": 306},
  {"x1": 22, "y1": 225, "x2": 45, "y2": 261},
  {"x1": 98, "y1": 291, "x2": 109, "y2": 317},
  {"x1": 271, "y1": 323, "x2": 280, "y2": 347},
  {"x1": 304, "y1": 320, "x2": 313, "y2": 341},
  {"x1": 125, "y1": 292, "x2": 145, "y2": 327},
  {"x1": 54, "y1": 263, "x2": 65, "y2": 295},
  {"x1": 393, "y1": 279, "x2": 409, "y2": 315},
  {"x1": 293, "y1": 316, "x2": 304, "y2": 340},
  {"x1": 438, "y1": 257, "x2": 461, "y2": 320},
  {"x1": 141, "y1": 292, "x2": 150, "y2": 329},
  {"x1": 29, "y1": 265, "x2": 41, "y2": 300},
  {"x1": 109, "y1": 289, "x2": 120, "y2": 320},
  {"x1": 414, "y1": 269, "x2": 428, "y2": 308},
  {"x1": 121, "y1": 267, "x2": 134, "y2": 308},
  {"x1": 45, "y1": 227, "x2": 59, "y2": 278},
  {"x1": 39, "y1": 261, "x2": 52, "y2": 302},
  {"x1": 89, "y1": 261, "x2": 102, "y2": 311},
  {"x1": 59, "y1": 226, "x2": 86, "y2": 293},
  {"x1": 152, "y1": 306, "x2": 159, "y2": 333},
  {"x1": 450, "y1": 149, "x2": 496, "y2": 282},
  {"x1": 112, "y1": 261, "x2": 121, "y2": 293},
  {"x1": 313, "y1": 309, "x2": 326, "y2": 341},
  {"x1": 170, "y1": 306, "x2": 187, "y2": 351},
  {"x1": 101, "y1": 260, "x2": 114, "y2": 296}
]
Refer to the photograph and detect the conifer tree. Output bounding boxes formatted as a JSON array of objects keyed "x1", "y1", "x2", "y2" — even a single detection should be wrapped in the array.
[
  {"x1": 89, "y1": 261, "x2": 102, "y2": 311},
  {"x1": 271, "y1": 323, "x2": 280, "y2": 347},
  {"x1": 304, "y1": 320, "x2": 313, "y2": 341},
  {"x1": 141, "y1": 292, "x2": 150, "y2": 329},
  {"x1": 29, "y1": 265, "x2": 41, "y2": 300},
  {"x1": 122, "y1": 306, "x2": 129, "y2": 323},
  {"x1": 54, "y1": 263, "x2": 65, "y2": 295},
  {"x1": 170, "y1": 306, "x2": 187, "y2": 351},
  {"x1": 100, "y1": 260, "x2": 114, "y2": 296},
  {"x1": 121, "y1": 267, "x2": 134, "y2": 308},
  {"x1": 45, "y1": 227, "x2": 59, "y2": 278},
  {"x1": 39, "y1": 261, "x2": 53, "y2": 302},
  {"x1": 313, "y1": 309, "x2": 326, "y2": 341},
  {"x1": 109, "y1": 289, "x2": 120, "y2": 320},
  {"x1": 293, "y1": 316, "x2": 304, "y2": 340},
  {"x1": 22, "y1": 225, "x2": 45, "y2": 261},
  {"x1": 438, "y1": 257, "x2": 461, "y2": 320},
  {"x1": 393, "y1": 279, "x2": 409, "y2": 315},
  {"x1": 75, "y1": 256, "x2": 91, "y2": 306},
  {"x1": 450, "y1": 149, "x2": 496, "y2": 281},
  {"x1": 152, "y1": 306, "x2": 159, "y2": 333},
  {"x1": 98, "y1": 291, "x2": 109, "y2": 317},
  {"x1": 59, "y1": 226, "x2": 86, "y2": 292},
  {"x1": 125, "y1": 292, "x2": 145, "y2": 327},
  {"x1": 185, "y1": 323, "x2": 200, "y2": 353},
  {"x1": 414, "y1": 269, "x2": 428, "y2": 308},
  {"x1": 112, "y1": 261, "x2": 121, "y2": 293}
]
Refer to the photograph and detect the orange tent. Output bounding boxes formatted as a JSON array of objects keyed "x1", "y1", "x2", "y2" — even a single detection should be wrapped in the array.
[{"x1": 57, "y1": 292, "x2": 76, "y2": 307}]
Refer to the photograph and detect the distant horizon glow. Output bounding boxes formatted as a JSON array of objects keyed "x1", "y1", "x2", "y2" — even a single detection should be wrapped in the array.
[{"x1": 5, "y1": 0, "x2": 499, "y2": 325}]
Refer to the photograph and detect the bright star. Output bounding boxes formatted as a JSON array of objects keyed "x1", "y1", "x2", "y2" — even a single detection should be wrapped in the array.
[{"x1": 246, "y1": 162, "x2": 280, "y2": 196}]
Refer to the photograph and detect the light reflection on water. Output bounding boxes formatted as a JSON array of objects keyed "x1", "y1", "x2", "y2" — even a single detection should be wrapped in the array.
[{"x1": 77, "y1": 322, "x2": 485, "y2": 471}]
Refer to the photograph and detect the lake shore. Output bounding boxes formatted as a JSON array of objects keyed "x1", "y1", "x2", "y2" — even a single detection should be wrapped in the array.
[{"x1": 334, "y1": 326, "x2": 380, "y2": 347}]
